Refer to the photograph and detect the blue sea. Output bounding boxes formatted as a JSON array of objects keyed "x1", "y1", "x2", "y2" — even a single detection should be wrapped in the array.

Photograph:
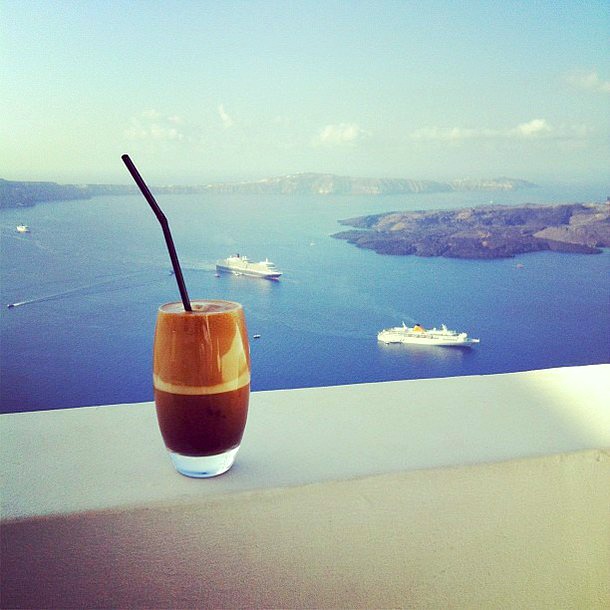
[{"x1": 1, "y1": 184, "x2": 608, "y2": 413}]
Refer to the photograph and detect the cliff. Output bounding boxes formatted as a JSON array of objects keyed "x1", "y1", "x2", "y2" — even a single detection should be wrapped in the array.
[
  {"x1": 0, "y1": 174, "x2": 536, "y2": 209},
  {"x1": 0, "y1": 179, "x2": 93, "y2": 208},
  {"x1": 333, "y1": 203, "x2": 610, "y2": 259},
  {"x1": 201, "y1": 173, "x2": 536, "y2": 196},
  {"x1": 0, "y1": 180, "x2": 201, "y2": 209}
]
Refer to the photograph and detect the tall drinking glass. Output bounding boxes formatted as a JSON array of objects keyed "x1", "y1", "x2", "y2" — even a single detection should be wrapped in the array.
[{"x1": 153, "y1": 300, "x2": 250, "y2": 477}]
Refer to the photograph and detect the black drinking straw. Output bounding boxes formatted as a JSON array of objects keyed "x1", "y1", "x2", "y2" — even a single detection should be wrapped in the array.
[{"x1": 121, "y1": 154, "x2": 192, "y2": 311}]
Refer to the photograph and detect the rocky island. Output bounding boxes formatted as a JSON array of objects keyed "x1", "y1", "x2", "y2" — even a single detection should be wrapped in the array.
[{"x1": 333, "y1": 202, "x2": 610, "y2": 259}]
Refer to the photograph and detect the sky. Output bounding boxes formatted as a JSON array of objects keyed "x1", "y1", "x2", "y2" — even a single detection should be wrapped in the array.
[{"x1": 1, "y1": 0, "x2": 609, "y2": 185}]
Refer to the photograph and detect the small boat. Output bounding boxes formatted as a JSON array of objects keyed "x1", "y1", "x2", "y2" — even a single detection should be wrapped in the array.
[
  {"x1": 216, "y1": 254, "x2": 282, "y2": 279},
  {"x1": 378, "y1": 323, "x2": 480, "y2": 347},
  {"x1": 16, "y1": 224, "x2": 30, "y2": 233},
  {"x1": 253, "y1": 334, "x2": 261, "y2": 339}
]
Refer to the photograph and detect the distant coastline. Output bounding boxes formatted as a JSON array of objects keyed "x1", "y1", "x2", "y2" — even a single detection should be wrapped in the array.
[
  {"x1": 196, "y1": 173, "x2": 537, "y2": 196},
  {"x1": 0, "y1": 173, "x2": 536, "y2": 209},
  {"x1": 0, "y1": 179, "x2": 200, "y2": 209},
  {"x1": 333, "y1": 203, "x2": 610, "y2": 259}
]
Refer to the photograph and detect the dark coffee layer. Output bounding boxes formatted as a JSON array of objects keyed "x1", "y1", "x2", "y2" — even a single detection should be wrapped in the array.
[{"x1": 155, "y1": 386, "x2": 249, "y2": 456}]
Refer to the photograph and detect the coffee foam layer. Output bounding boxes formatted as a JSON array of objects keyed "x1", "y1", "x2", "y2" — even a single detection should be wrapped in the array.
[
  {"x1": 160, "y1": 300, "x2": 240, "y2": 314},
  {"x1": 154, "y1": 301, "x2": 250, "y2": 392},
  {"x1": 153, "y1": 370, "x2": 250, "y2": 395}
]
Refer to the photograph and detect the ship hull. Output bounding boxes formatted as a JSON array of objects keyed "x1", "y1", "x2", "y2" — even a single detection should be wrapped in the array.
[
  {"x1": 377, "y1": 327, "x2": 479, "y2": 347},
  {"x1": 378, "y1": 335, "x2": 478, "y2": 347},
  {"x1": 215, "y1": 264, "x2": 281, "y2": 279}
]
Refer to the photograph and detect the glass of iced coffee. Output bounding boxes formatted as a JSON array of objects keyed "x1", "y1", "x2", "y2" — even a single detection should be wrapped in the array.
[{"x1": 153, "y1": 300, "x2": 250, "y2": 477}]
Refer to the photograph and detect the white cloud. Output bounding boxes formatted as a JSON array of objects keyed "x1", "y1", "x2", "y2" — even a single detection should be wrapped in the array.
[
  {"x1": 218, "y1": 104, "x2": 235, "y2": 128},
  {"x1": 125, "y1": 110, "x2": 201, "y2": 143},
  {"x1": 410, "y1": 119, "x2": 587, "y2": 142},
  {"x1": 312, "y1": 123, "x2": 369, "y2": 147},
  {"x1": 566, "y1": 69, "x2": 610, "y2": 94},
  {"x1": 511, "y1": 119, "x2": 553, "y2": 137}
]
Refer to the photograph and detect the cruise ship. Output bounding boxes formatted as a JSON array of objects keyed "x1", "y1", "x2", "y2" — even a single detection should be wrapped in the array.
[
  {"x1": 216, "y1": 254, "x2": 282, "y2": 279},
  {"x1": 377, "y1": 323, "x2": 479, "y2": 347}
]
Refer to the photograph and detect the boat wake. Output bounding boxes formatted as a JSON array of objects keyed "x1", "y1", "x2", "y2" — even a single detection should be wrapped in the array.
[{"x1": 6, "y1": 270, "x2": 172, "y2": 309}]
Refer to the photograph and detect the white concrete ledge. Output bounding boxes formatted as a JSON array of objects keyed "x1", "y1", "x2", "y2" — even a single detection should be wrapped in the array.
[
  {"x1": 1, "y1": 365, "x2": 609, "y2": 608},
  {"x1": 2, "y1": 364, "x2": 609, "y2": 520}
]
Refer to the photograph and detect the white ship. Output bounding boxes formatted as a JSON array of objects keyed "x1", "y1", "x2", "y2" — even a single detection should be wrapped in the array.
[
  {"x1": 216, "y1": 254, "x2": 282, "y2": 279},
  {"x1": 377, "y1": 323, "x2": 480, "y2": 347},
  {"x1": 16, "y1": 224, "x2": 30, "y2": 233}
]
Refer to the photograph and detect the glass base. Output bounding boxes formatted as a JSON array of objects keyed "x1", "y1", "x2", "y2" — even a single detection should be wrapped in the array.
[{"x1": 169, "y1": 446, "x2": 239, "y2": 478}]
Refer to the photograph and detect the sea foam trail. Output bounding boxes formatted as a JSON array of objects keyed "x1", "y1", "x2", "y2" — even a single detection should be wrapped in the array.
[{"x1": 6, "y1": 270, "x2": 172, "y2": 308}]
